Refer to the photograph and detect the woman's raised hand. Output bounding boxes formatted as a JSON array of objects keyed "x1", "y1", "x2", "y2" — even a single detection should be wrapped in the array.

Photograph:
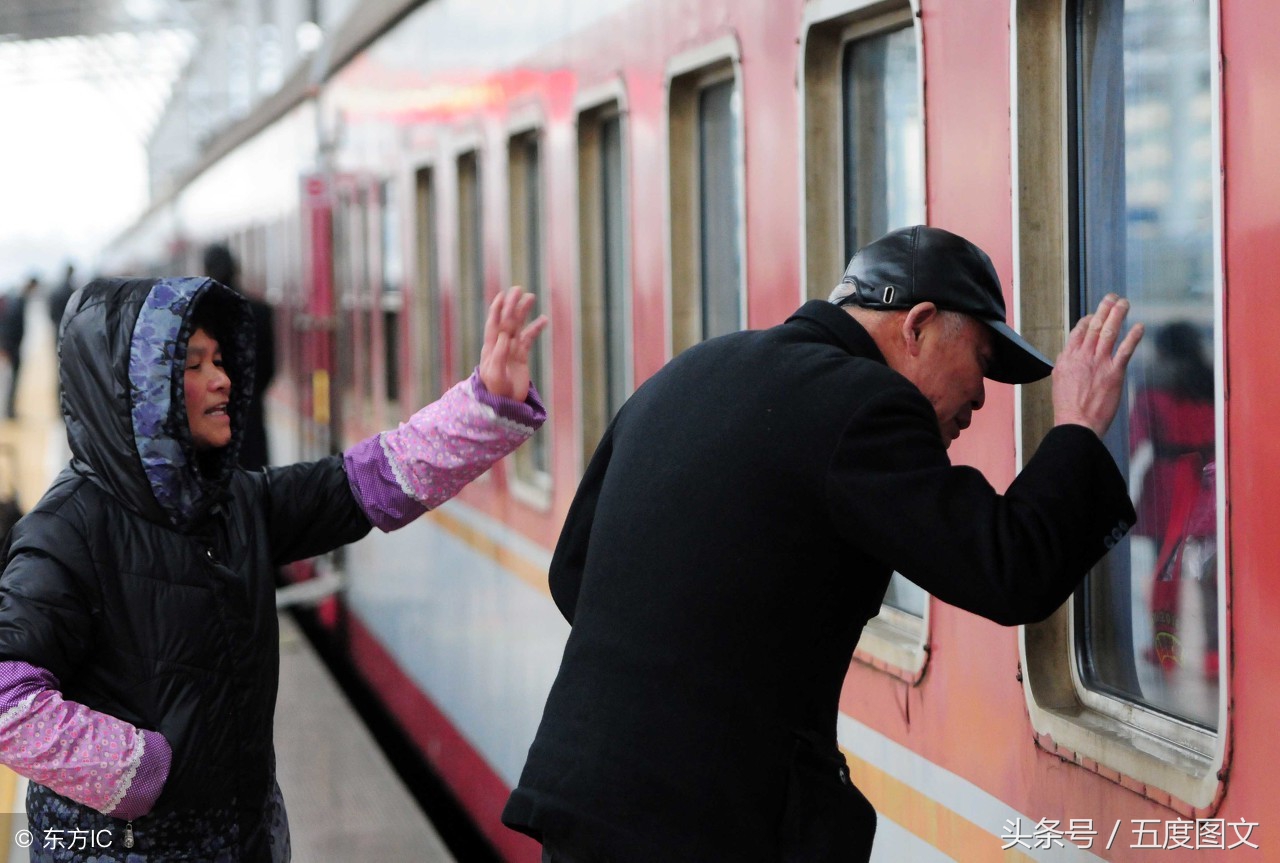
[{"x1": 479, "y1": 285, "x2": 549, "y2": 402}]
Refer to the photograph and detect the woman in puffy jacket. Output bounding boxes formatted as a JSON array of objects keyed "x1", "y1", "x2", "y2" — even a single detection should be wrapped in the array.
[{"x1": 0, "y1": 277, "x2": 546, "y2": 861}]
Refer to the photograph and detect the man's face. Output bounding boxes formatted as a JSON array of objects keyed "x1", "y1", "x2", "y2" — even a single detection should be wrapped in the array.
[
  {"x1": 907, "y1": 314, "x2": 993, "y2": 448},
  {"x1": 184, "y1": 327, "x2": 233, "y2": 450}
]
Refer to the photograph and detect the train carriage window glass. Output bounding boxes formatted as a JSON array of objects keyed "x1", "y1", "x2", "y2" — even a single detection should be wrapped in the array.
[
  {"x1": 508, "y1": 130, "x2": 552, "y2": 498},
  {"x1": 577, "y1": 99, "x2": 632, "y2": 469},
  {"x1": 879, "y1": 572, "x2": 926, "y2": 618},
  {"x1": 335, "y1": 188, "x2": 371, "y2": 431},
  {"x1": 668, "y1": 55, "x2": 744, "y2": 355},
  {"x1": 333, "y1": 193, "x2": 356, "y2": 410},
  {"x1": 414, "y1": 167, "x2": 444, "y2": 403},
  {"x1": 840, "y1": 23, "x2": 924, "y2": 260},
  {"x1": 601, "y1": 117, "x2": 629, "y2": 420},
  {"x1": 355, "y1": 192, "x2": 373, "y2": 417},
  {"x1": 698, "y1": 79, "x2": 744, "y2": 342},
  {"x1": 1071, "y1": 0, "x2": 1219, "y2": 730},
  {"x1": 380, "y1": 180, "x2": 401, "y2": 406},
  {"x1": 457, "y1": 150, "x2": 486, "y2": 374}
]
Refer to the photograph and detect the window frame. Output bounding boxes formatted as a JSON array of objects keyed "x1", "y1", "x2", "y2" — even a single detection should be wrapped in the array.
[
  {"x1": 455, "y1": 145, "x2": 487, "y2": 379},
  {"x1": 801, "y1": 0, "x2": 923, "y2": 302},
  {"x1": 506, "y1": 111, "x2": 554, "y2": 509},
  {"x1": 333, "y1": 177, "x2": 374, "y2": 431},
  {"x1": 1014, "y1": 0, "x2": 1228, "y2": 812},
  {"x1": 377, "y1": 177, "x2": 403, "y2": 417},
  {"x1": 575, "y1": 82, "x2": 633, "y2": 473},
  {"x1": 666, "y1": 36, "x2": 748, "y2": 358},
  {"x1": 803, "y1": 0, "x2": 931, "y2": 682},
  {"x1": 412, "y1": 161, "x2": 445, "y2": 405}
]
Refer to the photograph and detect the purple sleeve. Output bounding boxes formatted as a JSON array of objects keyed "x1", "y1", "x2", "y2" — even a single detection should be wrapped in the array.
[
  {"x1": 0, "y1": 660, "x2": 171, "y2": 818},
  {"x1": 344, "y1": 371, "x2": 546, "y2": 532}
]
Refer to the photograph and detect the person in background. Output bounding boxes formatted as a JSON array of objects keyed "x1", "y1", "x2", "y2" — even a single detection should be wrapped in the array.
[
  {"x1": 1129, "y1": 320, "x2": 1217, "y2": 675},
  {"x1": 46, "y1": 263, "x2": 78, "y2": 410},
  {"x1": 47, "y1": 262, "x2": 76, "y2": 341},
  {"x1": 203, "y1": 243, "x2": 276, "y2": 469},
  {"x1": 0, "y1": 279, "x2": 546, "y2": 862},
  {"x1": 0, "y1": 276, "x2": 38, "y2": 420},
  {"x1": 503, "y1": 226, "x2": 1142, "y2": 863}
]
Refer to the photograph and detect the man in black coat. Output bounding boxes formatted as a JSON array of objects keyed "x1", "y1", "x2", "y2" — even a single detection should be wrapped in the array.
[{"x1": 503, "y1": 226, "x2": 1144, "y2": 862}]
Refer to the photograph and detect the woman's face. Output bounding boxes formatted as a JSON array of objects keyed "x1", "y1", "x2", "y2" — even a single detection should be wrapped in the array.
[{"x1": 184, "y1": 327, "x2": 232, "y2": 450}]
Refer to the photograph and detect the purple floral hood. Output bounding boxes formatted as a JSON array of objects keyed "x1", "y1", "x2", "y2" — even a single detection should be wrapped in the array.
[{"x1": 60, "y1": 277, "x2": 255, "y2": 529}]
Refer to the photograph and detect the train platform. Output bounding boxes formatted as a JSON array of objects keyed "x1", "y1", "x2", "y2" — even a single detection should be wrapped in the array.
[{"x1": 0, "y1": 296, "x2": 455, "y2": 862}]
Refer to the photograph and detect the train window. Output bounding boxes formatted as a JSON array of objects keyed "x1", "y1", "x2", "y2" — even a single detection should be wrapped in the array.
[
  {"x1": 265, "y1": 216, "x2": 288, "y2": 306},
  {"x1": 805, "y1": 1, "x2": 929, "y2": 678},
  {"x1": 508, "y1": 129, "x2": 552, "y2": 505},
  {"x1": 667, "y1": 47, "x2": 745, "y2": 355},
  {"x1": 803, "y1": 2, "x2": 923, "y2": 299},
  {"x1": 577, "y1": 96, "x2": 632, "y2": 469},
  {"x1": 333, "y1": 185, "x2": 374, "y2": 435},
  {"x1": 457, "y1": 149, "x2": 486, "y2": 375},
  {"x1": 1016, "y1": 0, "x2": 1223, "y2": 808},
  {"x1": 333, "y1": 191, "x2": 357, "y2": 425},
  {"x1": 697, "y1": 82, "x2": 744, "y2": 338},
  {"x1": 380, "y1": 180, "x2": 402, "y2": 409},
  {"x1": 353, "y1": 189, "x2": 374, "y2": 421},
  {"x1": 414, "y1": 166, "x2": 444, "y2": 403},
  {"x1": 840, "y1": 23, "x2": 923, "y2": 258},
  {"x1": 1072, "y1": 0, "x2": 1220, "y2": 730}
]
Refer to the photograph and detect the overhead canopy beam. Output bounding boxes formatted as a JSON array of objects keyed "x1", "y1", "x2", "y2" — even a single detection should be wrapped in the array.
[{"x1": 0, "y1": 0, "x2": 196, "y2": 42}]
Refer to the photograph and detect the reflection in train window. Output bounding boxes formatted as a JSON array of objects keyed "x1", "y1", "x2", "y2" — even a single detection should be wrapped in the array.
[
  {"x1": 840, "y1": 22, "x2": 924, "y2": 258},
  {"x1": 668, "y1": 55, "x2": 744, "y2": 355},
  {"x1": 1070, "y1": 0, "x2": 1219, "y2": 731},
  {"x1": 380, "y1": 180, "x2": 402, "y2": 409},
  {"x1": 414, "y1": 166, "x2": 443, "y2": 402},
  {"x1": 577, "y1": 99, "x2": 631, "y2": 467},
  {"x1": 508, "y1": 130, "x2": 552, "y2": 502},
  {"x1": 457, "y1": 150, "x2": 486, "y2": 375}
]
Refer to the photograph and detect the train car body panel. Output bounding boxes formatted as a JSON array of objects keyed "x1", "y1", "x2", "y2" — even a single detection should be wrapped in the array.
[
  {"x1": 344, "y1": 504, "x2": 560, "y2": 859},
  {"x1": 1218, "y1": 0, "x2": 1280, "y2": 838}
]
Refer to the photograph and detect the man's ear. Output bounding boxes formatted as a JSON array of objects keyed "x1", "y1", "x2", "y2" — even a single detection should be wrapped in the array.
[{"x1": 900, "y1": 302, "x2": 939, "y2": 358}]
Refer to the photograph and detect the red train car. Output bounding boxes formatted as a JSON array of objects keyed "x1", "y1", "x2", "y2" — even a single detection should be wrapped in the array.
[{"x1": 104, "y1": 0, "x2": 1279, "y2": 859}]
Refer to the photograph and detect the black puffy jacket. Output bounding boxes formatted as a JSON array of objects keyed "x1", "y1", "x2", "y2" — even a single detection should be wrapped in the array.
[{"x1": 0, "y1": 277, "x2": 371, "y2": 860}]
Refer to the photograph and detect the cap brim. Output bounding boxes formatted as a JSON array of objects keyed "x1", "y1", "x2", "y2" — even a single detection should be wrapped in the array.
[{"x1": 983, "y1": 320, "x2": 1054, "y2": 384}]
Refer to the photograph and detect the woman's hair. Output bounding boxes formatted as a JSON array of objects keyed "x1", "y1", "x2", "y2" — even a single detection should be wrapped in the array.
[
  {"x1": 188, "y1": 290, "x2": 237, "y2": 348},
  {"x1": 1154, "y1": 320, "x2": 1214, "y2": 402}
]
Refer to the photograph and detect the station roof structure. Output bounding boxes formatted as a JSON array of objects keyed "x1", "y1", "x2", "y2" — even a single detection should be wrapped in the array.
[
  {"x1": 0, "y1": 0, "x2": 199, "y2": 41},
  {"x1": 0, "y1": 1, "x2": 200, "y2": 134},
  {"x1": 0, "y1": 1, "x2": 215, "y2": 284}
]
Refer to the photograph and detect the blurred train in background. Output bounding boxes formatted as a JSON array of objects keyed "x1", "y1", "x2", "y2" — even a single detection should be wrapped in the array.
[{"x1": 100, "y1": 0, "x2": 1278, "y2": 859}]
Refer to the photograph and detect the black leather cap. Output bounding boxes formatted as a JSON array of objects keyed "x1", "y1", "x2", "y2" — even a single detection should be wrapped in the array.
[{"x1": 836, "y1": 225, "x2": 1053, "y2": 384}]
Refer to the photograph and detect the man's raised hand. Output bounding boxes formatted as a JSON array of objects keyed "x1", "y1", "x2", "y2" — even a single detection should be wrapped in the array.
[{"x1": 1051, "y1": 293, "x2": 1144, "y2": 436}]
